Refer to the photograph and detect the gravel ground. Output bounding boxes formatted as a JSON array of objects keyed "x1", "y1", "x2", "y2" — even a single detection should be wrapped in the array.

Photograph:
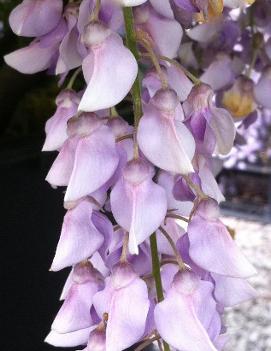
[{"x1": 221, "y1": 216, "x2": 271, "y2": 351}]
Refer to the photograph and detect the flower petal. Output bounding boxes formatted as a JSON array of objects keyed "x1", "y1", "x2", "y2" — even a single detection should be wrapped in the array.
[
  {"x1": 119, "y1": 0, "x2": 148, "y2": 6},
  {"x1": 188, "y1": 214, "x2": 256, "y2": 278},
  {"x1": 146, "y1": 8, "x2": 183, "y2": 59},
  {"x1": 56, "y1": 26, "x2": 82, "y2": 75},
  {"x1": 111, "y1": 162, "x2": 167, "y2": 255},
  {"x1": 64, "y1": 126, "x2": 119, "y2": 202},
  {"x1": 198, "y1": 156, "x2": 225, "y2": 203},
  {"x1": 105, "y1": 278, "x2": 150, "y2": 351},
  {"x1": 9, "y1": 0, "x2": 63, "y2": 37},
  {"x1": 4, "y1": 41, "x2": 57, "y2": 74},
  {"x1": 187, "y1": 20, "x2": 222, "y2": 43},
  {"x1": 158, "y1": 171, "x2": 193, "y2": 216},
  {"x1": 4, "y1": 20, "x2": 67, "y2": 74},
  {"x1": 212, "y1": 273, "x2": 257, "y2": 307},
  {"x1": 209, "y1": 105, "x2": 236, "y2": 155},
  {"x1": 45, "y1": 136, "x2": 79, "y2": 187},
  {"x1": 51, "y1": 281, "x2": 99, "y2": 333},
  {"x1": 154, "y1": 276, "x2": 217, "y2": 351},
  {"x1": 42, "y1": 91, "x2": 79, "y2": 151},
  {"x1": 79, "y1": 33, "x2": 137, "y2": 112},
  {"x1": 200, "y1": 55, "x2": 234, "y2": 91},
  {"x1": 45, "y1": 327, "x2": 92, "y2": 347},
  {"x1": 150, "y1": 0, "x2": 174, "y2": 18},
  {"x1": 166, "y1": 63, "x2": 193, "y2": 101},
  {"x1": 50, "y1": 200, "x2": 104, "y2": 271},
  {"x1": 254, "y1": 68, "x2": 271, "y2": 109},
  {"x1": 137, "y1": 105, "x2": 195, "y2": 174}
]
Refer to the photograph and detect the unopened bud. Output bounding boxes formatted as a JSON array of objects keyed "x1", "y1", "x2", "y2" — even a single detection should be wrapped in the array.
[{"x1": 82, "y1": 22, "x2": 111, "y2": 47}]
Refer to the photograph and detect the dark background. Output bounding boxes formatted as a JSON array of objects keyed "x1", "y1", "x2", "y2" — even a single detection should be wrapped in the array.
[
  {"x1": 1, "y1": 150, "x2": 70, "y2": 351},
  {"x1": 1, "y1": 3, "x2": 71, "y2": 348}
]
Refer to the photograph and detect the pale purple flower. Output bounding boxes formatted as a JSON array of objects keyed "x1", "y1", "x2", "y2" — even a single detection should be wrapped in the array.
[
  {"x1": 155, "y1": 271, "x2": 219, "y2": 351},
  {"x1": 46, "y1": 112, "x2": 119, "y2": 200},
  {"x1": 184, "y1": 83, "x2": 236, "y2": 155},
  {"x1": 254, "y1": 66, "x2": 271, "y2": 109},
  {"x1": 138, "y1": 88, "x2": 195, "y2": 174},
  {"x1": 93, "y1": 263, "x2": 150, "y2": 351},
  {"x1": 55, "y1": 4, "x2": 83, "y2": 75},
  {"x1": 43, "y1": 89, "x2": 80, "y2": 151},
  {"x1": 50, "y1": 199, "x2": 104, "y2": 271},
  {"x1": 134, "y1": 3, "x2": 183, "y2": 59},
  {"x1": 51, "y1": 262, "x2": 104, "y2": 333},
  {"x1": 111, "y1": 158, "x2": 167, "y2": 254},
  {"x1": 4, "y1": 1, "x2": 261, "y2": 350},
  {"x1": 187, "y1": 199, "x2": 256, "y2": 278},
  {"x1": 79, "y1": 22, "x2": 138, "y2": 111},
  {"x1": 4, "y1": 19, "x2": 67, "y2": 74},
  {"x1": 9, "y1": 0, "x2": 63, "y2": 37}
]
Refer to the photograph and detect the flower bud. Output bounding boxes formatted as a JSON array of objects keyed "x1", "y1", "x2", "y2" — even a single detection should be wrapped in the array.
[
  {"x1": 55, "y1": 89, "x2": 80, "y2": 108},
  {"x1": 73, "y1": 261, "x2": 104, "y2": 285},
  {"x1": 123, "y1": 158, "x2": 152, "y2": 185},
  {"x1": 82, "y1": 22, "x2": 111, "y2": 47},
  {"x1": 87, "y1": 328, "x2": 106, "y2": 351},
  {"x1": 107, "y1": 117, "x2": 133, "y2": 138},
  {"x1": 185, "y1": 83, "x2": 213, "y2": 113},
  {"x1": 112, "y1": 262, "x2": 137, "y2": 289},
  {"x1": 172, "y1": 271, "x2": 199, "y2": 295},
  {"x1": 151, "y1": 88, "x2": 179, "y2": 113},
  {"x1": 67, "y1": 112, "x2": 105, "y2": 137},
  {"x1": 134, "y1": 4, "x2": 150, "y2": 24},
  {"x1": 222, "y1": 76, "x2": 256, "y2": 119},
  {"x1": 195, "y1": 198, "x2": 220, "y2": 221}
]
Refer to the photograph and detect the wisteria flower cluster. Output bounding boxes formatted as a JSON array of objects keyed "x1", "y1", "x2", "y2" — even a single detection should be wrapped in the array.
[{"x1": 6, "y1": 0, "x2": 271, "y2": 350}]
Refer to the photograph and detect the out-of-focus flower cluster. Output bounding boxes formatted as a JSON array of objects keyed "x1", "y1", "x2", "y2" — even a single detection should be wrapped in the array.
[{"x1": 5, "y1": 0, "x2": 270, "y2": 350}]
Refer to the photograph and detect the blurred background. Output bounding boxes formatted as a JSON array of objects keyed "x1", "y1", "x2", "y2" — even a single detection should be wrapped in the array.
[{"x1": 0, "y1": 1, "x2": 270, "y2": 351}]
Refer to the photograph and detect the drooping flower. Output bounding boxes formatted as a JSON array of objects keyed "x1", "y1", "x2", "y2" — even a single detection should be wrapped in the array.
[
  {"x1": 43, "y1": 89, "x2": 80, "y2": 151},
  {"x1": 46, "y1": 112, "x2": 119, "y2": 201},
  {"x1": 212, "y1": 273, "x2": 257, "y2": 307},
  {"x1": 9, "y1": 0, "x2": 63, "y2": 37},
  {"x1": 79, "y1": 22, "x2": 138, "y2": 111},
  {"x1": 50, "y1": 262, "x2": 104, "y2": 334},
  {"x1": 222, "y1": 76, "x2": 256, "y2": 120},
  {"x1": 187, "y1": 199, "x2": 256, "y2": 278},
  {"x1": 93, "y1": 263, "x2": 150, "y2": 351},
  {"x1": 254, "y1": 67, "x2": 271, "y2": 109},
  {"x1": 155, "y1": 270, "x2": 219, "y2": 351},
  {"x1": 4, "y1": 19, "x2": 67, "y2": 74},
  {"x1": 134, "y1": 3, "x2": 183, "y2": 59},
  {"x1": 55, "y1": 4, "x2": 83, "y2": 75},
  {"x1": 142, "y1": 64, "x2": 193, "y2": 103},
  {"x1": 50, "y1": 199, "x2": 104, "y2": 271},
  {"x1": 138, "y1": 88, "x2": 195, "y2": 174},
  {"x1": 4, "y1": 1, "x2": 261, "y2": 350},
  {"x1": 111, "y1": 158, "x2": 167, "y2": 254},
  {"x1": 184, "y1": 83, "x2": 236, "y2": 156},
  {"x1": 200, "y1": 54, "x2": 235, "y2": 91}
]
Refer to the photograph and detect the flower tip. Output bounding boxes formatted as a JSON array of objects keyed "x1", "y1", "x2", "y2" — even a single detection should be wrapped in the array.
[
  {"x1": 128, "y1": 241, "x2": 139, "y2": 255},
  {"x1": 49, "y1": 261, "x2": 60, "y2": 272},
  {"x1": 151, "y1": 88, "x2": 179, "y2": 112}
]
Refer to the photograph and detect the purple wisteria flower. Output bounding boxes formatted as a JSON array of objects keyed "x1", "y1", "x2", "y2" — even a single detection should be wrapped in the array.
[{"x1": 5, "y1": 0, "x2": 266, "y2": 350}]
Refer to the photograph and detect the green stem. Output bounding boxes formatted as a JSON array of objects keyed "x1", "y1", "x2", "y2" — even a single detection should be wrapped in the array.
[
  {"x1": 122, "y1": 10, "x2": 169, "y2": 351},
  {"x1": 158, "y1": 226, "x2": 185, "y2": 271},
  {"x1": 246, "y1": 5, "x2": 262, "y2": 77},
  {"x1": 150, "y1": 233, "x2": 170, "y2": 351},
  {"x1": 66, "y1": 67, "x2": 81, "y2": 89},
  {"x1": 122, "y1": 7, "x2": 142, "y2": 127},
  {"x1": 247, "y1": 48, "x2": 259, "y2": 77},
  {"x1": 150, "y1": 233, "x2": 164, "y2": 302}
]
